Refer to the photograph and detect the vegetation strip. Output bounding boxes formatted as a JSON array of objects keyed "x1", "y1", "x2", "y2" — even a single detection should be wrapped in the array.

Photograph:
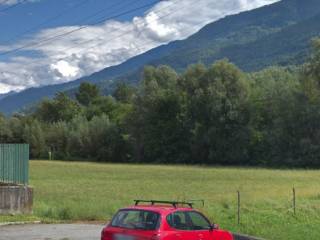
[{"x1": 0, "y1": 221, "x2": 41, "y2": 226}]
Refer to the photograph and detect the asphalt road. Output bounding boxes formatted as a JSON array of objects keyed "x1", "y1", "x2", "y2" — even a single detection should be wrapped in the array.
[
  {"x1": 0, "y1": 224, "x2": 103, "y2": 240},
  {"x1": 0, "y1": 224, "x2": 262, "y2": 240}
]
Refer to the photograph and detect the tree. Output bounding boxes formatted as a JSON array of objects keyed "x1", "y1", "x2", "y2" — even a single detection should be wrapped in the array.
[
  {"x1": 85, "y1": 96, "x2": 117, "y2": 120},
  {"x1": 128, "y1": 66, "x2": 191, "y2": 163},
  {"x1": 35, "y1": 92, "x2": 81, "y2": 122},
  {"x1": 68, "y1": 114, "x2": 130, "y2": 162},
  {"x1": 8, "y1": 115, "x2": 26, "y2": 143},
  {"x1": 290, "y1": 38, "x2": 320, "y2": 167},
  {"x1": 142, "y1": 65, "x2": 178, "y2": 95},
  {"x1": 0, "y1": 114, "x2": 12, "y2": 143},
  {"x1": 113, "y1": 83, "x2": 136, "y2": 103},
  {"x1": 46, "y1": 121, "x2": 70, "y2": 160},
  {"x1": 187, "y1": 60, "x2": 250, "y2": 165},
  {"x1": 301, "y1": 38, "x2": 320, "y2": 102},
  {"x1": 247, "y1": 67, "x2": 299, "y2": 166},
  {"x1": 23, "y1": 119, "x2": 46, "y2": 158},
  {"x1": 76, "y1": 82, "x2": 100, "y2": 106}
]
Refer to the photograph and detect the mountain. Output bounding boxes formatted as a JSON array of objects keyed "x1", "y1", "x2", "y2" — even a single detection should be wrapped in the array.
[
  {"x1": 1, "y1": 0, "x2": 320, "y2": 115},
  {"x1": 0, "y1": 91, "x2": 16, "y2": 101}
]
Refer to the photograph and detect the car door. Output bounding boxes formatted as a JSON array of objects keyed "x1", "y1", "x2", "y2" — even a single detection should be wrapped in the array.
[
  {"x1": 186, "y1": 211, "x2": 212, "y2": 240},
  {"x1": 166, "y1": 211, "x2": 212, "y2": 240},
  {"x1": 166, "y1": 211, "x2": 190, "y2": 240},
  {"x1": 128, "y1": 211, "x2": 161, "y2": 240},
  {"x1": 186, "y1": 211, "x2": 234, "y2": 240},
  {"x1": 107, "y1": 209, "x2": 161, "y2": 240}
]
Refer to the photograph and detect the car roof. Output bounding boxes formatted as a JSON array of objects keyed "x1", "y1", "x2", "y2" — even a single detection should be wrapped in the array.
[{"x1": 120, "y1": 205, "x2": 196, "y2": 214}]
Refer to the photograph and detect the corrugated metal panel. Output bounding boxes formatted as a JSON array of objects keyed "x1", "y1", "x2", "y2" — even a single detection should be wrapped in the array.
[{"x1": 0, "y1": 144, "x2": 29, "y2": 185}]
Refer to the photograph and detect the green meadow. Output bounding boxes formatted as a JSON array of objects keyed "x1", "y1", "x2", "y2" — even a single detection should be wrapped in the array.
[{"x1": 1, "y1": 160, "x2": 320, "y2": 240}]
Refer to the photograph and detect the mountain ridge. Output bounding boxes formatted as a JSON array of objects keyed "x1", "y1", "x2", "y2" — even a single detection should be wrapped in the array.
[{"x1": 1, "y1": 0, "x2": 320, "y2": 114}]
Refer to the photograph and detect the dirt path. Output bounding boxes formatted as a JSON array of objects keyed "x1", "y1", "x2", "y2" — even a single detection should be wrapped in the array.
[{"x1": 0, "y1": 224, "x2": 103, "y2": 240}]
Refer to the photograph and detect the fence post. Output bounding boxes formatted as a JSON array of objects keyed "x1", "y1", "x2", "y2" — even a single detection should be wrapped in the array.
[
  {"x1": 293, "y1": 187, "x2": 296, "y2": 215},
  {"x1": 237, "y1": 190, "x2": 241, "y2": 225}
]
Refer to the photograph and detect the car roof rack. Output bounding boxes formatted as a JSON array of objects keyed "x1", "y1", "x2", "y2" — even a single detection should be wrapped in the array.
[
  {"x1": 134, "y1": 200, "x2": 194, "y2": 208},
  {"x1": 188, "y1": 199, "x2": 205, "y2": 207}
]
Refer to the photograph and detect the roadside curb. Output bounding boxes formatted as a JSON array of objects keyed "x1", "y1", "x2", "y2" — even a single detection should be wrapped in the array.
[
  {"x1": 0, "y1": 221, "x2": 41, "y2": 227},
  {"x1": 233, "y1": 233, "x2": 265, "y2": 240}
]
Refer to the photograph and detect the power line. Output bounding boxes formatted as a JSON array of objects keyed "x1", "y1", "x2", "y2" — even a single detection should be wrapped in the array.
[
  {"x1": 0, "y1": 0, "x2": 210, "y2": 93},
  {"x1": 33, "y1": 0, "x2": 142, "y2": 44},
  {"x1": 48, "y1": 0, "x2": 204, "y2": 73},
  {"x1": 2, "y1": 0, "x2": 90, "y2": 44},
  {"x1": 29, "y1": 0, "x2": 181, "y2": 56},
  {"x1": 69, "y1": 0, "x2": 141, "y2": 26},
  {"x1": 3, "y1": 0, "x2": 139, "y2": 44},
  {"x1": 119, "y1": 20, "x2": 207, "y2": 61},
  {"x1": 0, "y1": 0, "x2": 161, "y2": 56},
  {"x1": 0, "y1": 0, "x2": 25, "y2": 14},
  {"x1": 1, "y1": 0, "x2": 201, "y2": 61},
  {"x1": 58, "y1": 0, "x2": 194, "y2": 56}
]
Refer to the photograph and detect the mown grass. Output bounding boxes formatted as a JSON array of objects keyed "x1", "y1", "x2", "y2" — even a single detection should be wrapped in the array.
[{"x1": 1, "y1": 160, "x2": 320, "y2": 239}]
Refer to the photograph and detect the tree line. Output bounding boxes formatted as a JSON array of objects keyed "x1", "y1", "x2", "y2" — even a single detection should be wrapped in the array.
[{"x1": 1, "y1": 39, "x2": 320, "y2": 167}]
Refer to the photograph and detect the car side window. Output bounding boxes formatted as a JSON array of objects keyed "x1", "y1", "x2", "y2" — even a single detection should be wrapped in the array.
[
  {"x1": 167, "y1": 211, "x2": 211, "y2": 231},
  {"x1": 187, "y1": 211, "x2": 211, "y2": 230},
  {"x1": 111, "y1": 210, "x2": 160, "y2": 230},
  {"x1": 167, "y1": 211, "x2": 189, "y2": 230}
]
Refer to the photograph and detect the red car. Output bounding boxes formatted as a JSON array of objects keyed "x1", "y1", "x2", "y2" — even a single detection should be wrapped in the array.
[{"x1": 101, "y1": 200, "x2": 233, "y2": 240}]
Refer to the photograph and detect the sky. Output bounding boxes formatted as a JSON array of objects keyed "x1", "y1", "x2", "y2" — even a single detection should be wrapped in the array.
[{"x1": 0, "y1": 0, "x2": 279, "y2": 94}]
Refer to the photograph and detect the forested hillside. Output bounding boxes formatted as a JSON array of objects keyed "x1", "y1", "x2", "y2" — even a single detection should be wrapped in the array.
[
  {"x1": 1, "y1": 0, "x2": 320, "y2": 114},
  {"x1": 1, "y1": 39, "x2": 320, "y2": 167}
]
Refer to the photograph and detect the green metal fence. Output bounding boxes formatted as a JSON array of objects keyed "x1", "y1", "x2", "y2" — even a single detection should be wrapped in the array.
[{"x1": 0, "y1": 144, "x2": 29, "y2": 185}]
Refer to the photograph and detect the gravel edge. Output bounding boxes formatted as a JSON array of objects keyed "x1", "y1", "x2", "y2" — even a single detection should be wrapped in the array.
[{"x1": 0, "y1": 221, "x2": 41, "y2": 227}]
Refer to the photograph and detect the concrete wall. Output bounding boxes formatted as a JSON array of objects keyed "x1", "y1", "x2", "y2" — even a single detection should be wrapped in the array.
[{"x1": 0, "y1": 185, "x2": 33, "y2": 215}]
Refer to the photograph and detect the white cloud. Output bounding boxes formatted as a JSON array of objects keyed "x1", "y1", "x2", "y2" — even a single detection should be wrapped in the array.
[
  {"x1": 50, "y1": 60, "x2": 80, "y2": 78},
  {"x1": 0, "y1": 0, "x2": 279, "y2": 94},
  {"x1": 0, "y1": 0, "x2": 40, "y2": 5},
  {"x1": 0, "y1": 82, "x2": 23, "y2": 93}
]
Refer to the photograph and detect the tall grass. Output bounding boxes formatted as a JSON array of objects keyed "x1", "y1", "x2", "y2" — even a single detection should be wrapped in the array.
[{"x1": 2, "y1": 161, "x2": 320, "y2": 239}]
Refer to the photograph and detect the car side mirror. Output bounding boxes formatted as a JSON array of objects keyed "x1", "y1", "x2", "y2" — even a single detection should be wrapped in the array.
[{"x1": 210, "y1": 224, "x2": 219, "y2": 230}]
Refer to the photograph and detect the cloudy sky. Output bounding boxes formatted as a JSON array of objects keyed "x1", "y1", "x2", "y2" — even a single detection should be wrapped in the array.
[{"x1": 0, "y1": 0, "x2": 279, "y2": 94}]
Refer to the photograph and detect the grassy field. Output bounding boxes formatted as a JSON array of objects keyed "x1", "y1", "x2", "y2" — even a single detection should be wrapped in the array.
[{"x1": 1, "y1": 161, "x2": 320, "y2": 239}]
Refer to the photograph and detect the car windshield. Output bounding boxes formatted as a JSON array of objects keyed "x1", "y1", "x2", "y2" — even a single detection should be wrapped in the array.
[{"x1": 111, "y1": 209, "x2": 160, "y2": 230}]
